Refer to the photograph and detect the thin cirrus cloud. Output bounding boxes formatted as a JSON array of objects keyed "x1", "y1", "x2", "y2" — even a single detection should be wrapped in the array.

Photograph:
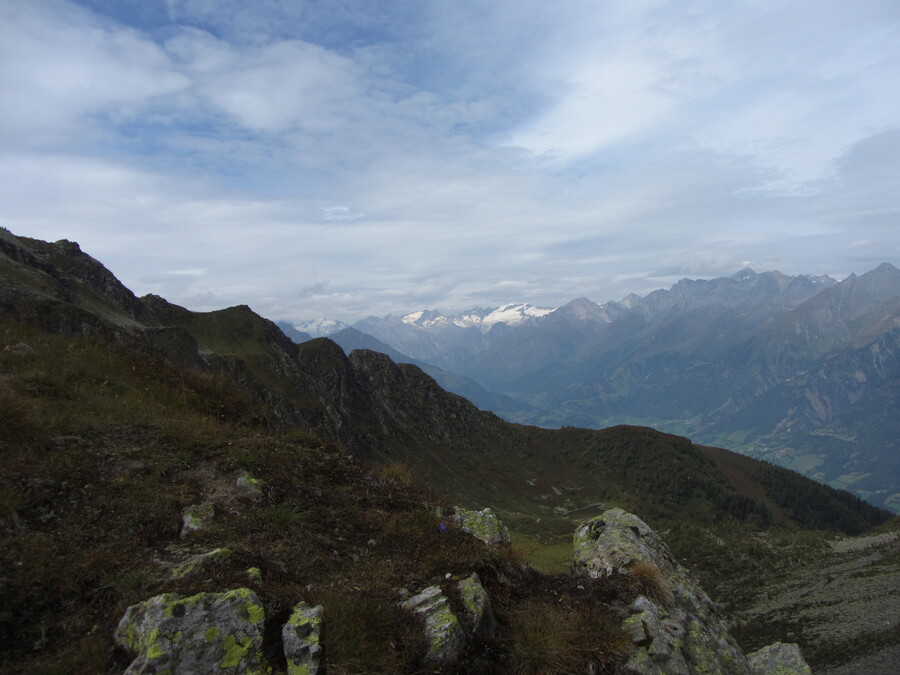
[{"x1": 0, "y1": 0, "x2": 898, "y2": 322}]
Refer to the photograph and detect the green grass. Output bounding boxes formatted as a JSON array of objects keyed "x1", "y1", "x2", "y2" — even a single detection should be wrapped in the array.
[
  {"x1": 513, "y1": 534, "x2": 573, "y2": 574},
  {"x1": 0, "y1": 319, "x2": 266, "y2": 442}
]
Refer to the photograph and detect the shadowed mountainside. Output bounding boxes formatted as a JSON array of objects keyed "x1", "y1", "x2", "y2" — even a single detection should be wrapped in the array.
[
  {"x1": 2, "y1": 227, "x2": 897, "y2": 672},
  {"x1": 0, "y1": 228, "x2": 886, "y2": 537},
  {"x1": 351, "y1": 266, "x2": 900, "y2": 511}
]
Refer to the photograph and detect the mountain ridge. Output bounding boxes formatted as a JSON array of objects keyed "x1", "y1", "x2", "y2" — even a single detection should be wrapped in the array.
[
  {"x1": 2, "y1": 226, "x2": 897, "y2": 672},
  {"x1": 298, "y1": 263, "x2": 899, "y2": 511},
  {"x1": 1, "y1": 226, "x2": 889, "y2": 527}
]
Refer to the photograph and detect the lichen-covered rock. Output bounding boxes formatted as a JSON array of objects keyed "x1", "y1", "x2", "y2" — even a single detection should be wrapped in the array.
[
  {"x1": 246, "y1": 567, "x2": 263, "y2": 584},
  {"x1": 452, "y1": 506, "x2": 510, "y2": 546},
  {"x1": 573, "y1": 508, "x2": 675, "y2": 578},
  {"x1": 236, "y1": 470, "x2": 263, "y2": 501},
  {"x1": 181, "y1": 501, "x2": 215, "y2": 537},
  {"x1": 169, "y1": 547, "x2": 232, "y2": 580},
  {"x1": 748, "y1": 642, "x2": 812, "y2": 674},
  {"x1": 400, "y1": 585, "x2": 465, "y2": 663},
  {"x1": 3, "y1": 342, "x2": 33, "y2": 355},
  {"x1": 114, "y1": 587, "x2": 265, "y2": 673},
  {"x1": 457, "y1": 572, "x2": 496, "y2": 640},
  {"x1": 283, "y1": 601, "x2": 324, "y2": 675},
  {"x1": 573, "y1": 508, "x2": 751, "y2": 674}
]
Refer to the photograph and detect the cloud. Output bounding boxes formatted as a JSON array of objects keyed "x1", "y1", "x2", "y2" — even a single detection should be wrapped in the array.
[
  {"x1": 166, "y1": 268, "x2": 206, "y2": 276},
  {"x1": 320, "y1": 206, "x2": 364, "y2": 221},
  {"x1": 0, "y1": 0, "x2": 188, "y2": 146},
  {"x1": 165, "y1": 29, "x2": 361, "y2": 133},
  {"x1": 0, "y1": 0, "x2": 897, "y2": 322}
]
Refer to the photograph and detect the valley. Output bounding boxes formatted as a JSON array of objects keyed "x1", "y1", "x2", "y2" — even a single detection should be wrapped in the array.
[
  {"x1": 1, "y1": 227, "x2": 898, "y2": 673},
  {"x1": 296, "y1": 266, "x2": 900, "y2": 513}
]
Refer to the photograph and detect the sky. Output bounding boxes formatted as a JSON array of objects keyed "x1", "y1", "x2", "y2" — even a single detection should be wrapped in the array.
[{"x1": 1, "y1": 0, "x2": 899, "y2": 323}]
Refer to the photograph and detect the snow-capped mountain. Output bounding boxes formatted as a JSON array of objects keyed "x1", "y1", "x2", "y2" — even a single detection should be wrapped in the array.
[
  {"x1": 399, "y1": 303, "x2": 555, "y2": 333},
  {"x1": 292, "y1": 318, "x2": 350, "y2": 338},
  {"x1": 350, "y1": 303, "x2": 554, "y2": 371}
]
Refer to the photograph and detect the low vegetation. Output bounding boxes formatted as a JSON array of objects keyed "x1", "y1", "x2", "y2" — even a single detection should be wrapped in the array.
[
  {"x1": 0, "y1": 318, "x2": 636, "y2": 673},
  {"x1": 2, "y1": 228, "x2": 897, "y2": 672}
]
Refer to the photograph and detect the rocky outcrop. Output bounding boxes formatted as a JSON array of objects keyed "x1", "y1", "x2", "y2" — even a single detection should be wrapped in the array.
[
  {"x1": 458, "y1": 572, "x2": 496, "y2": 640},
  {"x1": 573, "y1": 508, "x2": 812, "y2": 674},
  {"x1": 168, "y1": 547, "x2": 232, "y2": 581},
  {"x1": 452, "y1": 506, "x2": 510, "y2": 546},
  {"x1": 748, "y1": 642, "x2": 813, "y2": 674},
  {"x1": 181, "y1": 501, "x2": 215, "y2": 537},
  {"x1": 114, "y1": 587, "x2": 266, "y2": 673},
  {"x1": 283, "y1": 601, "x2": 324, "y2": 675},
  {"x1": 399, "y1": 585, "x2": 466, "y2": 663}
]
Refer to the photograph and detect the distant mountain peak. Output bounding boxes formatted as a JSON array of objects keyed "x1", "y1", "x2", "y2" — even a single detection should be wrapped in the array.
[
  {"x1": 393, "y1": 304, "x2": 554, "y2": 333},
  {"x1": 293, "y1": 318, "x2": 350, "y2": 337},
  {"x1": 732, "y1": 267, "x2": 758, "y2": 281},
  {"x1": 872, "y1": 262, "x2": 900, "y2": 276},
  {"x1": 400, "y1": 310, "x2": 426, "y2": 325},
  {"x1": 478, "y1": 303, "x2": 555, "y2": 330},
  {"x1": 554, "y1": 297, "x2": 610, "y2": 322}
]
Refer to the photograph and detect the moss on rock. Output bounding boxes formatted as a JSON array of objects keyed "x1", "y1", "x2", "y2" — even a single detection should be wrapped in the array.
[
  {"x1": 236, "y1": 470, "x2": 263, "y2": 502},
  {"x1": 169, "y1": 547, "x2": 232, "y2": 580},
  {"x1": 457, "y1": 572, "x2": 497, "y2": 640},
  {"x1": 282, "y1": 601, "x2": 324, "y2": 675},
  {"x1": 451, "y1": 506, "x2": 510, "y2": 546},
  {"x1": 180, "y1": 501, "x2": 215, "y2": 537},
  {"x1": 400, "y1": 585, "x2": 465, "y2": 663},
  {"x1": 113, "y1": 587, "x2": 266, "y2": 673}
]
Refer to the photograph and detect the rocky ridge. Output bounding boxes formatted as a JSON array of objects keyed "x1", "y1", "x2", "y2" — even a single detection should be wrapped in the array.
[
  {"x1": 572, "y1": 508, "x2": 812, "y2": 674},
  {"x1": 321, "y1": 264, "x2": 900, "y2": 511},
  {"x1": 112, "y1": 502, "x2": 811, "y2": 674}
]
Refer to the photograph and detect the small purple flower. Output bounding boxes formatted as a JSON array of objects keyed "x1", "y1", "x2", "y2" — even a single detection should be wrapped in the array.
[{"x1": 438, "y1": 522, "x2": 447, "y2": 533}]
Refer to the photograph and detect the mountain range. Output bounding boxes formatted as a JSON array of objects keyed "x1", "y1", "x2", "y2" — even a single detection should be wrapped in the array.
[
  {"x1": 286, "y1": 266, "x2": 900, "y2": 512},
  {"x1": 2, "y1": 226, "x2": 898, "y2": 672}
]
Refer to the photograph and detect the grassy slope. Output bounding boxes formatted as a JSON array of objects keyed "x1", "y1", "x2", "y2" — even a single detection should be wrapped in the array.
[
  {"x1": 2, "y1": 228, "x2": 896, "y2": 671},
  {"x1": 1, "y1": 318, "x2": 640, "y2": 674}
]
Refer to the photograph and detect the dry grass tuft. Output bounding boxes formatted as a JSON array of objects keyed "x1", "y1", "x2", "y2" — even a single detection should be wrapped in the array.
[
  {"x1": 508, "y1": 597, "x2": 633, "y2": 674},
  {"x1": 628, "y1": 560, "x2": 674, "y2": 606},
  {"x1": 378, "y1": 462, "x2": 416, "y2": 487}
]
